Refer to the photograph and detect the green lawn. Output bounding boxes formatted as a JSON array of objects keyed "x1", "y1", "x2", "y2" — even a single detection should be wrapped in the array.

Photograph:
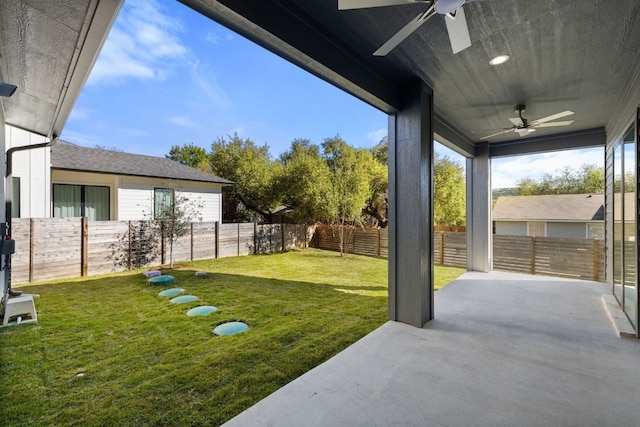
[{"x1": 0, "y1": 248, "x2": 464, "y2": 426}]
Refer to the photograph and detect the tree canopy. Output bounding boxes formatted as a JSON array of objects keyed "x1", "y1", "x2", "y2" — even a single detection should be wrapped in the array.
[
  {"x1": 514, "y1": 164, "x2": 604, "y2": 195},
  {"x1": 433, "y1": 153, "x2": 466, "y2": 226}
]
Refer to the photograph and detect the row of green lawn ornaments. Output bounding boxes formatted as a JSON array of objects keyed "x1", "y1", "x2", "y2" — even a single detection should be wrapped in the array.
[{"x1": 146, "y1": 270, "x2": 249, "y2": 336}]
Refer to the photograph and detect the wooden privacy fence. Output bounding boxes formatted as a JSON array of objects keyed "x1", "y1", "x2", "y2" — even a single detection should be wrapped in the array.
[
  {"x1": 493, "y1": 235, "x2": 605, "y2": 282},
  {"x1": 314, "y1": 225, "x2": 605, "y2": 282},
  {"x1": 10, "y1": 218, "x2": 313, "y2": 285}
]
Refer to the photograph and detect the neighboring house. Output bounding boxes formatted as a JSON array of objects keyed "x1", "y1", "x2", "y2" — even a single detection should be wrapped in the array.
[
  {"x1": 492, "y1": 194, "x2": 605, "y2": 239},
  {"x1": 7, "y1": 126, "x2": 233, "y2": 222}
]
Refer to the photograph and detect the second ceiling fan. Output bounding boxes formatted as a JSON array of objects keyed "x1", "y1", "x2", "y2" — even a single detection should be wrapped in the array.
[{"x1": 339, "y1": 0, "x2": 482, "y2": 56}]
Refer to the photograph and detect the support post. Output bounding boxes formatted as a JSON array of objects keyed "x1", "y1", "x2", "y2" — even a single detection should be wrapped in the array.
[
  {"x1": 466, "y1": 141, "x2": 492, "y2": 272},
  {"x1": 439, "y1": 232, "x2": 445, "y2": 265},
  {"x1": 388, "y1": 79, "x2": 434, "y2": 327}
]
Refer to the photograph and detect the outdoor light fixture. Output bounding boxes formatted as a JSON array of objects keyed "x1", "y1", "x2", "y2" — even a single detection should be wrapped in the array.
[
  {"x1": 0, "y1": 81, "x2": 17, "y2": 97},
  {"x1": 489, "y1": 55, "x2": 510, "y2": 65}
]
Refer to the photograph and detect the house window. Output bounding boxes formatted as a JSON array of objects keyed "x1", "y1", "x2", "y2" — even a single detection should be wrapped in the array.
[
  {"x1": 588, "y1": 225, "x2": 604, "y2": 239},
  {"x1": 154, "y1": 188, "x2": 174, "y2": 219},
  {"x1": 528, "y1": 221, "x2": 545, "y2": 237},
  {"x1": 12, "y1": 177, "x2": 20, "y2": 218},
  {"x1": 53, "y1": 184, "x2": 110, "y2": 220}
]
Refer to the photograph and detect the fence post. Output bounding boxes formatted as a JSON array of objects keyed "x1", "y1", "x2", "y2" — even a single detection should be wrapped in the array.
[
  {"x1": 29, "y1": 218, "x2": 34, "y2": 283},
  {"x1": 190, "y1": 222, "x2": 194, "y2": 261},
  {"x1": 530, "y1": 236, "x2": 536, "y2": 275},
  {"x1": 439, "y1": 232, "x2": 444, "y2": 265},
  {"x1": 81, "y1": 217, "x2": 88, "y2": 277},
  {"x1": 127, "y1": 221, "x2": 132, "y2": 271},
  {"x1": 377, "y1": 228, "x2": 381, "y2": 257},
  {"x1": 593, "y1": 239, "x2": 600, "y2": 281},
  {"x1": 254, "y1": 222, "x2": 258, "y2": 255},
  {"x1": 215, "y1": 221, "x2": 219, "y2": 259},
  {"x1": 281, "y1": 222, "x2": 285, "y2": 252},
  {"x1": 237, "y1": 223, "x2": 240, "y2": 256}
]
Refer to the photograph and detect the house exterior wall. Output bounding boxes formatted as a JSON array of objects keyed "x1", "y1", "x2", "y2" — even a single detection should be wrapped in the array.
[
  {"x1": 52, "y1": 170, "x2": 119, "y2": 219},
  {"x1": 5, "y1": 125, "x2": 50, "y2": 218},
  {"x1": 547, "y1": 222, "x2": 588, "y2": 238},
  {"x1": 495, "y1": 221, "x2": 527, "y2": 236},
  {"x1": 118, "y1": 176, "x2": 222, "y2": 222}
]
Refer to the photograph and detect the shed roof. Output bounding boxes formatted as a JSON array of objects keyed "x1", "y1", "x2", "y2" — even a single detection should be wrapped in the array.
[
  {"x1": 51, "y1": 141, "x2": 233, "y2": 185},
  {"x1": 492, "y1": 194, "x2": 604, "y2": 222}
]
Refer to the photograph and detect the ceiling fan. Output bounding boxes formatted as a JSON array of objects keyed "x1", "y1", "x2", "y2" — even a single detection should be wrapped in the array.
[
  {"x1": 338, "y1": 0, "x2": 481, "y2": 56},
  {"x1": 479, "y1": 105, "x2": 575, "y2": 140}
]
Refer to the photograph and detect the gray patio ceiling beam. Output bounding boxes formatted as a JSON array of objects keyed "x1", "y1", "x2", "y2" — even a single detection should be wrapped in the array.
[
  {"x1": 489, "y1": 127, "x2": 606, "y2": 158},
  {"x1": 179, "y1": 0, "x2": 401, "y2": 114}
]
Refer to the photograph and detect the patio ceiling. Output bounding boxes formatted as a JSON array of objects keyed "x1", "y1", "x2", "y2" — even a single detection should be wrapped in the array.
[
  {"x1": 0, "y1": 0, "x2": 123, "y2": 139},
  {"x1": 180, "y1": 0, "x2": 640, "y2": 154}
]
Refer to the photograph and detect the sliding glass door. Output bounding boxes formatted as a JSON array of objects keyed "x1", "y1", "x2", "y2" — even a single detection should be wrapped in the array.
[
  {"x1": 53, "y1": 184, "x2": 110, "y2": 221},
  {"x1": 612, "y1": 123, "x2": 637, "y2": 331}
]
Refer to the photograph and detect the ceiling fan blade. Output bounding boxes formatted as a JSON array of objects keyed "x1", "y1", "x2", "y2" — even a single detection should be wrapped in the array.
[
  {"x1": 528, "y1": 110, "x2": 574, "y2": 125},
  {"x1": 444, "y1": 6, "x2": 471, "y2": 54},
  {"x1": 509, "y1": 117, "x2": 525, "y2": 127},
  {"x1": 479, "y1": 129, "x2": 514, "y2": 140},
  {"x1": 373, "y1": 8, "x2": 435, "y2": 56},
  {"x1": 338, "y1": 0, "x2": 429, "y2": 10},
  {"x1": 533, "y1": 120, "x2": 575, "y2": 128},
  {"x1": 515, "y1": 128, "x2": 536, "y2": 137}
]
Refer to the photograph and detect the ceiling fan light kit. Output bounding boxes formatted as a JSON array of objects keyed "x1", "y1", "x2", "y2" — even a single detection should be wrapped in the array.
[{"x1": 489, "y1": 54, "x2": 510, "y2": 65}]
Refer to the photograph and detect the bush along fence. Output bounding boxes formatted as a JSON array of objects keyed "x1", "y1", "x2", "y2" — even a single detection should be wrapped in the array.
[
  {"x1": 314, "y1": 225, "x2": 605, "y2": 282},
  {"x1": 10, "y1": 218, "x2": 314, "y2": 285}
]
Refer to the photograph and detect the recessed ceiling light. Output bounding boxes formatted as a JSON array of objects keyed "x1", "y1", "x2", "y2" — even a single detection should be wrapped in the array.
[{"x1": 489, "y1": 55, "x2": 510, "y2": 65}]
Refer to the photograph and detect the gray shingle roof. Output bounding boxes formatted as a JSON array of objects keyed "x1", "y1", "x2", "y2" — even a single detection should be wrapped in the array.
[
  {"x1": 51, "y1": 141, "x2": 233, "y2": 185},
  {"x1": 492, "y1": 194, "x2": 605, "y2": 221}
]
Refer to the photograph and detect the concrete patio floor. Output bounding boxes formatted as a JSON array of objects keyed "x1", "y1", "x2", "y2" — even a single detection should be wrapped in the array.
[{"x1": 223, "y1": 271, "x2": 639, "y2": 427}]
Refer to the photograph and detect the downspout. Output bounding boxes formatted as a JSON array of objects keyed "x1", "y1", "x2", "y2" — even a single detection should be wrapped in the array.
[{"x1": 3, "y1": 138, "x2": 58, "y2": 297}]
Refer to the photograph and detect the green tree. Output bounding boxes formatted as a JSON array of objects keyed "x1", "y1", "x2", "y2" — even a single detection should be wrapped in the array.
[
  {"x1": 209, "y1": 134, "x2": 282, "y2": 222},
  {"x1": 278, "y1": 139, "x2": 334, "y2": 223},
  {"x1": 364, "y1": 139, "x2": 388, "y2": 227},
  {"x1": 515, "y1": 164, "x2": 604, "y2": 195},
  {"x1": 155, "y1": 181, "x2": 203, "y2": 268},
  {"x1": 433, "y1": 153, "x2": 466, "y2": 226},
  {"x1": 322, "y1": 136, "x2": 371, "y2": 255},
  {"x1": 371, "y1": 136, "x2": 388, "y2": 164},
  {"x1": 167, "y1": 143, "x2": 210, "y2": 172}
]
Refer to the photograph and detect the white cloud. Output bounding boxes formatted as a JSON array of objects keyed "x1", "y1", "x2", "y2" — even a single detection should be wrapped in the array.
[
  {"x1": 68, "y1": 107, "x2": 92, "y2": 121},
  {"x1": 189, "y1": 60, "x2": 233, "y2": 110},
  {"x1": 204, "y1": 30, "x2": 233, "y2": 45},
  {"x1": 121, "y1": 128, "x2": 151, "y2": 137},
  {"x1": 59, "y1": 129, "x2": 103, "y2": 147},
  {"x1": 491, "y1": 147, "x2": 604, "y2": 188},
  {"x1": 87, "y1": 0, "x2": 187, "y2": 86},
  {"x1": 367, "y1": 128, "x2": 387, "y2": 144},
  {"x1": 167, "y1": 116, "x2": 198, "y2": 128}
]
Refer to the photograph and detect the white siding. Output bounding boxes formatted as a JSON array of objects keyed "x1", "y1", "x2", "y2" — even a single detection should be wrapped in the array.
[
  {"x1": 5, "y1": 125, "x2": 51, "y2": 218},
  {"x1": 118, "y1": 177, "x2": 222, "y2": 222}
]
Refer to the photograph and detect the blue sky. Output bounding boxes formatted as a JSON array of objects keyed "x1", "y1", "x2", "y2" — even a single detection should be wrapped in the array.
[
  {"x1": 61, "y1": 0, "x2": 387, "y2": 159},
  {"x1": 61, "y1": 0, "x2": 602, "y2": 189}
]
